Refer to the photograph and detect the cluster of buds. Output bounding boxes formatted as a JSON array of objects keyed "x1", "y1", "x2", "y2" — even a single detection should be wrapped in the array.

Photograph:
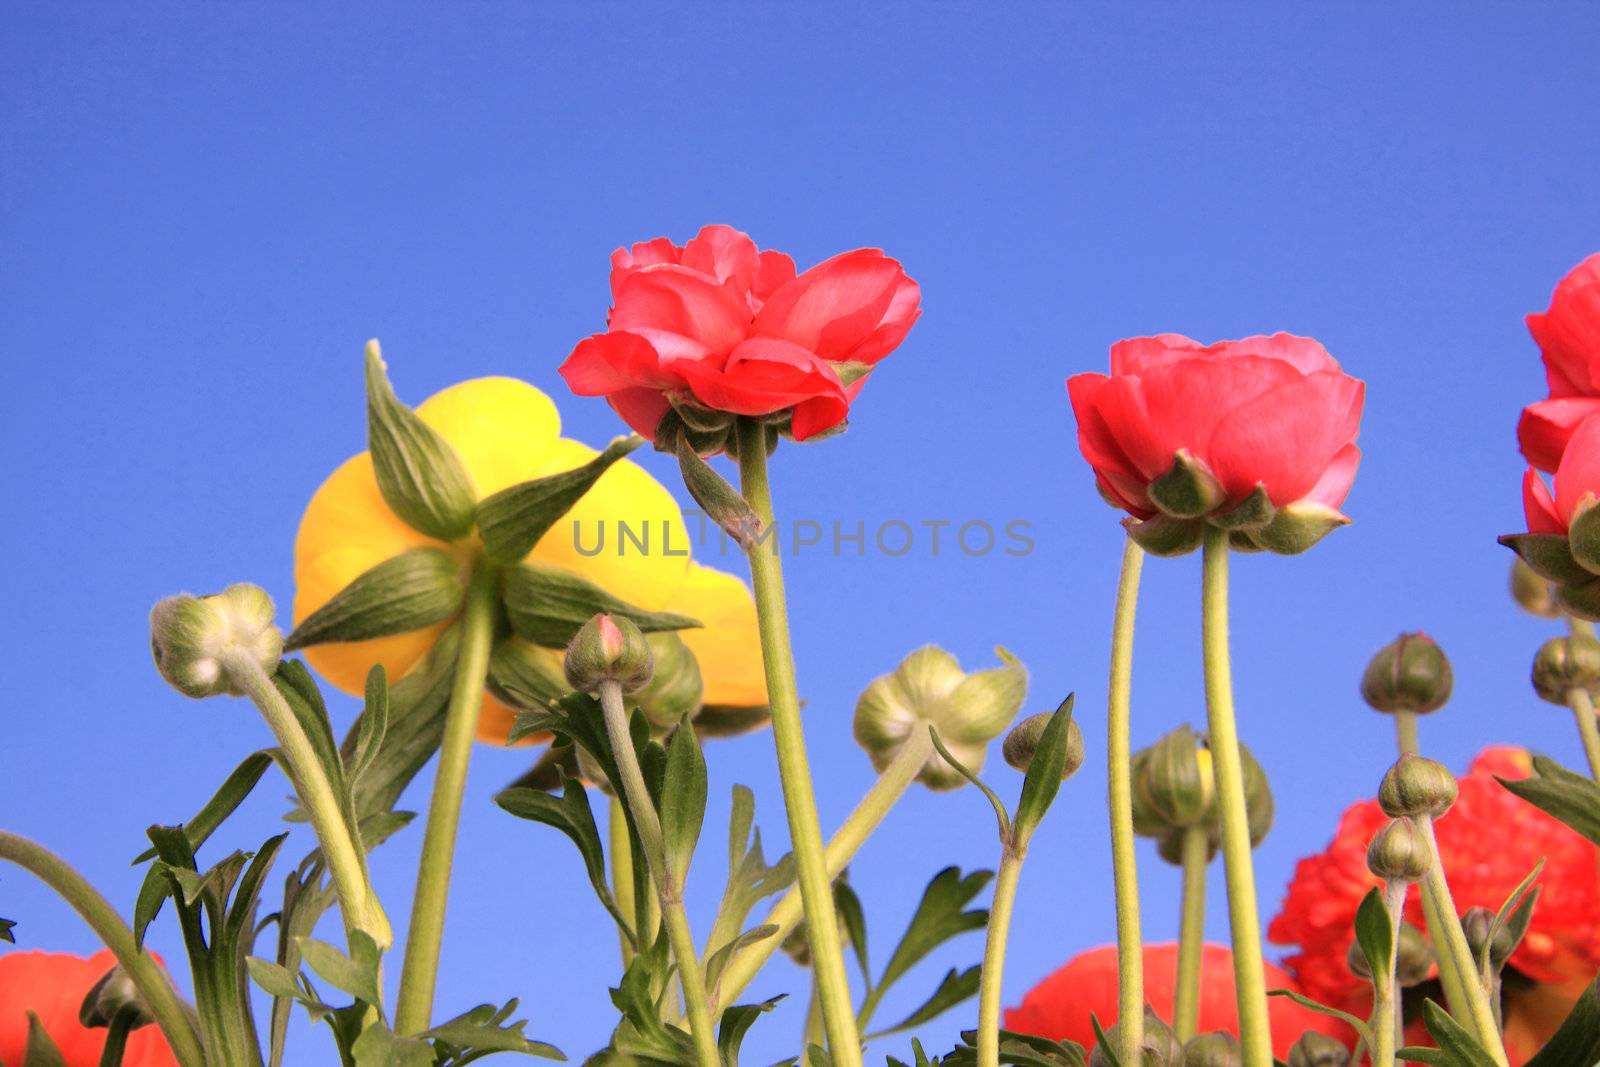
[
  {"x1": 149, "y1": 583, "x2": 284, "y2": 699},
  {"x1": 1359, "y1": 633, "x2": 1452, "y2": 716},
  {"x1": 1130, "y1": 724, "x2": 1273, "y2": 864}
]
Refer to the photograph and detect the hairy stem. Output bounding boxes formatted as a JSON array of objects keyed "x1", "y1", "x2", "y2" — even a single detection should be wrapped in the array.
[
  {"x1": 1566, "y1": 686, "x2": 1600, "y2": 781},
  {"x1": 1106, "y1": 539, "x2": 1147, "y2": 1063},
  {"x1": 977, "y1": 842, "x2": 1025, "y2": 1067},
  {"x1": 1172, "y1": 825, "x2": 1209, "y2": 1042},
  {"x1": 1417, "y1": 816, "x2": 1509, "y2": 1066}
]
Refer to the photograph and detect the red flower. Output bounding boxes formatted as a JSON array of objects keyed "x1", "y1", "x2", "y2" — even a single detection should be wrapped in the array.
[
  {"x1": 1518, "y1": 253, "x2": 1600, "y2": 473},
  {"x1": 0, "y1": 950, "x2": 180, "y2": 1067},
  {"x1": 1003, "y1": 942, "x2": 1345, "y2": 1058},
  {"x1": 560, "y1": 224, "x2": 920, "y2": 445},
  {"x1": 1067, "y1": 333, "x2": 1365, "y2": 527},
  {"x1": 1268, "y1": 747, "x2": 1600, "y2": 1065},
  {"x1": 1521, "y1": 412, "x2": 1600, "y2": 536}
]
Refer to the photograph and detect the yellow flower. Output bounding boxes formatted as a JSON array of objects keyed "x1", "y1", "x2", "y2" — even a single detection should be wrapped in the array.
[{"x1": 293, "y1": 376, "x2": 766, "y2": 743}]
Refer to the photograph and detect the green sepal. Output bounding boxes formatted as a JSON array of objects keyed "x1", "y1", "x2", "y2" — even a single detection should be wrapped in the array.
[
  {"x1": 1557, "y1": 576, "x2": 1600, "y2": 622},
  {"x1": 1248, "y1": 502, "x2": 1349, "y2": 556},
  {"x1": 501, "y1": 561, "x2": 699, "y2": 648},
  {"x1": 1498, "y1": 532, "x2": 1590, "y2": 584},
  {"x1": 833, "y1": 361, "x2": 873, "y2": 387},
  {"x1": 23, "y1": 1011, "x2": 68, "y2": 1067},
  {"x1": 486, "y1": 636, "x2": 567, "y2": 713},
  {"x1": 691, "y1": 703, "x2": 771, "y2": 738},
  {"x1": 364, "y1": 341, "x2": 478, "y2": 541},
  {"x1": 1568, "y1": 495, "x2": 1600, "y2": 575},
  {"x1": 285, "y1": 548, "x2": 465, "y2": 651},
  {"x1": 1353, "y1": 887, "x2": 1394, "y2": 993},
  {"x1": 1211, "y1": 484, "x2": 1276, "y2": 531},
  {"x1": 1011, "y1": 693, "x2": 1076, "y2": 843},
  {"x1": 659, "y1": 725, "x2": 707, "y2": 881},
  {"x1": 1147, "y1": 450, "x2": 1226, "y2": 519},
  {"x1": 476, "y1": 435, "x2": 643, "y2": 564},
  {"x1": 1122, "y1": 514, "x2": 1204, "y2": 557},
  {"x1": 1136, "y1": 723, "x2": 1209, "y2": 831},
  {"x1": 676, "y1": 436, "x2": 760, "y2": 548},
  {"x1": 668, "y1": 393, "x2": 736, "y2": 434}
]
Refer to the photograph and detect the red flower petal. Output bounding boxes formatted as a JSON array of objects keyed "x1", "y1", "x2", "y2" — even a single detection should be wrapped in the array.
[
  {"x1": 1553, "y1": 412, "x2": 1600, "y2": 524},
  {"x1": 611, "y1": 265, "x2": 751, "y2": 356},
  {"x1": 1205, "y1": 372, "x2": 1365, "y2": 505},
  {"x1": 559, "y1": 331, "x2": 686, "y2": 396},
  {"x1": 1303, "y1": 443, "x2": 1361, "y2": 509},
  {"x1": 1518, "y1": 396, "x2": 1600, "y2": 473},
  {"x1": 675, "y1": 337, "x2": 847, "y2": 418},
  {"x1": 605, "y1": 387, "x2": 673, "y2": 441},
  {"x1": 753, "y1": 249, "x2": 917, "y2": 362},
  {"x1": 680, "y1": 224, "x2": 762, "y2": 292},
  {"x1": 1523, "y1": 468, "x2": 1564, "y2": 535},
  {"x1": 0, "y1": 950, "x2": 180, "y2": 1067},
  {"x1": 1528, "y1": 253, "x2": 1600, "y2": 398}
]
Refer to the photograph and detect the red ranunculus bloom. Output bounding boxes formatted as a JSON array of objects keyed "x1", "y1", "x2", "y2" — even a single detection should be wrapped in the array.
[
  {"x1": 1004, "y1": 942, "x2": 1346, "y2": 1058},
  {"x1": 1522, "y1": 411, "x2": 1600, "y2": 537},
  {"x1": 1518, "y1": 253, "x2": 1600, "y2": 473},
  {"x1": 1268, "y1": 747, "x2": 1600, "y2": 1066},
  {"x1": 559, "y1": 224, "x2": 919, "y2": 445},
  {"x1": 1067, "y1": 333, "x2": 1365, "y2": 525},
  {"x1": 0, "y1": 950, "x2": 180, "y2": 1067}
]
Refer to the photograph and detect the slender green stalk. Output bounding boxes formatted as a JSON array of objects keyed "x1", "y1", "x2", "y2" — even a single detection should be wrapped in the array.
[
  {"x1": 610, "y1": 794, "x2": 639, "y2": 967},
  {"x1": 395, "y1": 563, "x2": 498, "y2": 1034},
  {"x1": 597, "y1": 681, "x2": 720, "y2": 1067},
  {"x1": 0, "y1": 832, "x2": 206, "y2": 1067},
  {"x1": 1369, "y1": 881, "x2": 1407, "y2": 1067},
  {"x1": 735, "y1": 418, "x2": 863, "y2": 1067},
  {"x1": 1565, "y1": 687, "x2": 1600, "y2": 781},
  {"x1": 98, "y1": 1010, "x2": 137, "y2": 1067},
  {"x1": 1416, "y1": 816, "x2": 1509, "y2": 1066},
  {"x1": 1172, "y1": 825, "x2": 1209, "y2": 1041},
  {"x1": 1419, "y1": 888, "x2": 1472, "y2": 1026},
  {"x1": 1199, "y1": 526, "x2": 1271, "y2": 1067},
  {"x1": 977, "y1": 844, "x2": 1025, "y2": 1067},
  {"x1": 803, "y1": 979, "x2": 825, "y2": 1066},
  {"x1": 1106, "y1": 539, "x2": 1147, "y2": 1064},
  {"x1": 1393, "y1": 710, "x2": 1420, "y2": 756},
  {"x1": 719, "y1": 723, "x2": 933, "y2": 1017}
]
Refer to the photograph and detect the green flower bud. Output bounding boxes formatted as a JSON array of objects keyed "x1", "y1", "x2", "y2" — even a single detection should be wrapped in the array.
[
  {"x1": 1156, "y1": 826, "x2": 1218, "y2": 866},
  {"x1": 1003, "y1": 712, "x2": 1085, "y2": 779},
  {"x1": 1511, "y1": 559, "x2": 1562, "y2": 619},
  {"x1": 1182, "y1": 1032, "x2": 1239, "y2": 1067},
  {"x1": 1132, "y1": 724, "x2": 1216, "y2": 834},
  {"x1": 1089, "y1": 1007, "x2": 1182, "y2": 1067},
  {"x1": 564, "y1": 614, "x2": 653, "y2": 694},
  {"x1": 1237, "y1": 740, "x2": 1275, "y2": 848},
  {"x1": 1378, "y1": 754, "x2": 1457, "y2": 818},
  {"x1": 79, "y1": 966, "x2": 155, "y2": 1028},
  {"x1": 1366, "y1": 817, "x2": 1432, "y2": 883},
  {"x1": 1394, "y1": 921, "x2": 1435, "y2": 988},
  {"x1": 1360, "y1": 632, "x2": 1453, "y2": 715},
  {"x1": 1286, "y1": 1032, "x2": 1350, "y2": 1067},
  {"x1": 150, "y1": 584, "x2": 283, "y2": 698},
  {"x1": 1531, "y1": 634, "x2": 1600, "y2": 705},
  {"x1": 1462, "y1": 906, "x2": 1517, "y2": 971},
  {"x1": 633, "y1": 632, "x2": 704, "y2": 731},
  {"x1": 853, "y1": 645, "x2": 1027, "y2": 791}
]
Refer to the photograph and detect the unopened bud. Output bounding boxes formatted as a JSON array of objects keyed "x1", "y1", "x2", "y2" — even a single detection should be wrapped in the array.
[
  {"x1": 1511, "y1": 559, "x2": 1562, "y2": 618},
  {"x1": 633, "y1": 632, "x2": 704, "y2": 731},
  {"x1": 1182, "y1": 1032, "x2": 1239, "y2": 1067},
  {"x1": 1003, "y1": 712, "x2": 1085, "y2": 779},
  {"x1": 1132, "y1": 725, "x2": 1216, "y2": 834},
  {"x1": 1395, "y1": 921, "x2": 1434, "y2": 987},
  {"x1": 1089, "y1": 1007, "x2": 1182, "y2": 1067},
  {"x1": 1531, "y1": 634, "x2": 1600, "y2": 705},
  {"x1": 79, "y1": 966, "x2": 155, "y2": 1028},
  {"x1": 1360, "y1": 633, "x2": 1453, "y2": 715},
  {"x1": 1378, "y1": 754, "x2": 1457, "y2": 818},
  {"x1": 1462, "y1": 907, "x2": 1516, "y2": 971},
  {"x1": 564, "y1": 614, "x2": 653, "y2": 694},
  {"x1": 1287, "y1": 1032, "x2": 1350, "y2": 1067},
  {"x1": 150, "y1": 584, "x2": 283, "y2": 698},
  {"x1": 1237, "y1": 742, "x2": 1275, "y2": 847},
  {"x1": 1366, "y1": 818, "x2": 1432, "y2": 883}
]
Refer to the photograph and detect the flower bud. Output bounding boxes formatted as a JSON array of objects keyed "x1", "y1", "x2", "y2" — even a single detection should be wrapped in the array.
[
  {"x1": 150, "y1": 584, "x2": 283, "y2": 698},
  {"x1": 1394, "y1": 920, "x2": 1435, "y2": 987},
  {"x1": 1003, "y1": 712, "x2": 1085, "y2": 779},
  {"x1": 1237, "y1": 741, "x2": 1275, "y2": 848},
  {"x1": 1359, "y1": 633, "x2": 1453, "y2": 716},
  {"x1": 1366, "y1": 817, "x2": 1432, "y2": 883},
  {"x1": 1182, "y1": 1032, "x2": 1239, "y2": 1067},
  {"x1": 1378, "y1": 754, "x2": 1457, "y2": 818},
  {"x1": 1088, "y1": 1007, "x2": 1182, "y2": 1067},
  {"x1": 853, "y1": 645, "x2": 1027, "y2": 791},
  {"x1": 1531, "y1": 634, "x2": 1600, "y2": 705},
  {"x1": 1511, "y1": 559, "x2": 1562, "y2": 618},
  {"x1": 1132, "y1": 725, "x2": 1216, "y2": 833},
  {"x1": 79, "y1": 966, "x2": 155, "y2": 1028},
  {"x1": 632, "y1": 632, "x2": 704, "y2": 731},
  {"x1": 1462, "y1": 907, "x2": 1516, "y2": 971},
  {"x1": 1287, "y1": 1032, "x2": 1350, "y2": 1067},
  {"x1": 564, "y1": 614, "x2": 653, "y2": 694}
]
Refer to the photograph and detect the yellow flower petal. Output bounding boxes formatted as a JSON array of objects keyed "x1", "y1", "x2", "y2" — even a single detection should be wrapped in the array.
[
  {"x1": 675, "y1": 563, "x2": 768, "y2": 708},
  {"x1": 414, "y1": 377, "x2": 562, "y2": 498}
]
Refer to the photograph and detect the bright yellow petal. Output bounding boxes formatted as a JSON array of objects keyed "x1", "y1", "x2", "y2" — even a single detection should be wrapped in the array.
[
  {"x1": 414, "y1": 377, "x2": 562, "y2": 498},
  {"x1": 675, "y1": 563, "x2": 768, "y2": 707}
]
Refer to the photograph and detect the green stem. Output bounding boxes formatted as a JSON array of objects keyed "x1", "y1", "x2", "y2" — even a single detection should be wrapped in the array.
[
  {"x1": 719, "y1": 723, "x2": 932, "y2": 1019},
  {"x1": 1172, "y1": 825, "x2": 1209, "y2": 1042},
  {"x1": 1106, "y1": 539, "x2": 1147, "y2": 1064},
  {"x1": 394, "y1": 563, "x2": 498, "y2": 1035},
  {"x1": 597, "y1": 680, "x2": 720, "y2": 1067},
  {"x1": 1419, "y1": 887, "x2": 1472, "y2": 1027},
  {"x1": 1393, "y1": 711, "x2": 1420, "y2": 756},
  {"x1": 1565, "y1": 687, "x2": 1600, "y2": 781},
  {"x1": 1369, "y1": 881, "x2": 1407, "y2": 1067},
  {"x1": 803, "y1": 979, "x2": 825, "y2": 1065},
  {"x1": 735, "y1": 418, "x2": 863, "y2": 1067},
  {"x1": 0, "y1": 833, "x2": 206, "y2": 1067},
  {"x1": 222, "y1": 649, "x2": 389, "y2": 951},
  {"x1": 610, "y1": 794, "x2": 639, "y2": 967},
  {"x1": 1416, "y1": 816, "x2": 1509, "y2": 1065},
  {"x1": 977, "y1": 843, "x2": 1025, "y2": 1067},
  {"x1": 1199, "y1": 526, "x2": 1271, "y2": 1067},
  {"x1": 98, "y1": 1010, "x2": 137, "y2": 1067}
]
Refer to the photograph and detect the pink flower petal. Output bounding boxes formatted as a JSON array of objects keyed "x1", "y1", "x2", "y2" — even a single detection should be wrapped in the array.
[
  {"x1": 606, "y1": 388, "x2": 673, "y2": 441},
  {"x1": 753, "y1": 249, "x2": 913, "y2": 360},
  {"x1": 1205, "y1": 372, "x2": 1366, "y2": 505},
  {"x1": 1524, "y1": 468, "x2": 1565, "y2": 535},
  {"x1": 1518, "y1": 396, "x2": 1600, "y2": 473},
  {"x1": 752, "y1": 249, "x2": 798, "y2": 304},
  {"x1": 1553, "y1": 413, "x2": 1600, "y2": 524},
  {"x1": 611, "y1": 265, "x2": 751, "y2": 356},
  {"x1": 1302, "y1": 443, "x2": 1361, "y2": 509},
  {"x1": 1108, "y1": 334, "x2": 1204, "y2": 376},
  {"x1": 610, "y1": 236, "x2": 684, "y2": 298},
  {"x1": 1529, "y1": 253, "x2": 1600, "y2": 398},
  {"x1": 1066, "y1": 373, "x2": 1143, "y2": 481},
  {"x1": 559, "y1": 332, "x2": 680, "y2": 395},
  {"x1": 676, "y1": 337, "x2": 846, "y2": 418},
  {"x1": 681, "y1": 224, "x2": 762, "y2": 290}
]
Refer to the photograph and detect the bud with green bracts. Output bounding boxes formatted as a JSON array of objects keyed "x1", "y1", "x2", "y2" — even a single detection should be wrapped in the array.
[
  {"x1": 1360, "y1": 632, "x2": 1452, "y2": 715},
  {"x1": 1531, "y1": 633, "x2": 1600, "y2": 704},
  {"x1": 565, "y1": 613, "x2": 654, "y2": 694},
  {"x1": 1089, "y1": 1007, "x2": 1182, "y2": 1067},
  {"x1": 1003, "y1": 711, "x2": 1085, "y2": 779},
  {"x1": 1378, "y1": 754, "x2": 1457, "y2": 818},
  {"x1": 1366, "y1": 817, "x2": 1431, "y2": 883},
  {"x1": 1510, "y1": 559, "x2": 1561, "y2": 618},
  {"x1": 150, "y1": 583, "x2": 283, "y2": 698},
  {"x1": 1182, "y1": 1032, "x2": 1239, "y2": 1067},
  {"x1": 1286, "y1": 1032, "x2": 1349, "y2": 1067}
]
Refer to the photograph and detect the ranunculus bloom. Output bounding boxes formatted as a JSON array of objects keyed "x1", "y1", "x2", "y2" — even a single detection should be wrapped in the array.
[
  {"x1": 294, "y1": 377, "x2": 766, "y2": 743},
  {"x1": 1521, "y1": 411, "x2": 1600, "y2": 537},
  {"x1": 1067, "y1": 333, "x2": 1365, "y2": 523},
  {"x1": 1268, "y1": 747, "x2": 1600, "y2": 1066},
  {"x1": 0, "y1": 950, "x2": 178, "y2": 1067},
  {"x1": 559, "y1": 224, "x2": 920, "y2": 444},
  {"x1": 1004, "y1": 942, "x2": 1344, "y2": 1057},
  {"x1": 1518, "y1": 253, "x2": 1600, "y2": 473}
]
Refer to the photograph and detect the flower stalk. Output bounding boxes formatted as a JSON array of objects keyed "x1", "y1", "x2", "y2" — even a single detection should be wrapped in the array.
[
  {"x1": 1106, "y1": 539, "x2": 1147, "y2": 1064},
  {"x1": 1369, "y1": 882, "x2": 1407, "y2": 1067},
  {"x1": 1565, "y1": 685, "x2": 1600, "y2": 780},
  {"x1": 1172, "y1": 824, "x2": 1209, "y2": 1041},
  {"x1": 977, "y1": 842, "x2": 1025, "y2": 1067}
]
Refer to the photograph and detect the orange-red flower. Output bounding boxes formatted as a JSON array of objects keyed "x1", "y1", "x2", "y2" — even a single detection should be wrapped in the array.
[
  {"x1": 0, "y1": 950, "x2": 178, "y2": 1067},
  {"x1": 1268, "y1": 747, "x2": 1600, "y2": 1065},
  {"x1": 1518, "y1": 252, "x2": 1600, "y2": 473},
  {"x1": 1004, "y1": 942, "x2": 1345, "y2": 1058}
]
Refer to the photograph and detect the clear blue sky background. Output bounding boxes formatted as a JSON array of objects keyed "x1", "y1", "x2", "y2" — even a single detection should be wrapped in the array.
[{"x1": 4, "y1": 4, "x2": 1599, "y2": 1063}]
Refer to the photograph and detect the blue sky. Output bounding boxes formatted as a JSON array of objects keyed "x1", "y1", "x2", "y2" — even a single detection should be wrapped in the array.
[{"x1": 3, "y1": 4, "x2": 1599, "y2": 1063}]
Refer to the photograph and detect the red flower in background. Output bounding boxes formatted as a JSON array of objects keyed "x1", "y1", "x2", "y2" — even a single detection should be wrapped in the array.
[
  {"x1": 1067, "y1": 333, "x2": 1364, "y2": 524},
  {"x1": 1268, "y1": 747, "x2": 1600, "y2": 1065},
  {"x1": 1004, "y1": 942, "x2": 1345, "y2": 1058},
  {"x1": 1518, "y1": 253, "x2": 1600, "y2": 473},
  {"x1": 0, "y1": 950, "x2": 179, "y2": 1067},
  {"x1": 560, "y1": 224, "x2": 919, "y2": 445}
]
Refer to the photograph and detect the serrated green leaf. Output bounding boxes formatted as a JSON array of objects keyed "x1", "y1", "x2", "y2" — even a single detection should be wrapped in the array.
[
  {"x1": 132, "y1": 750, "x2": 273, "y2": 864},
  {"x1": 22, "y1": 1011, "x2": 67, "y2": 1067},
  {"x1": 1354, "y1": 887, "x2": 1394, "y2": 990},
  {"x1": 717, "y1": 995, "x2": 784, "y2": 1066},
  {"x1": 703, "y1": 925, "x2": 778, "y2": 1004},
  {"x1": 1420, "y1": 999, "x2": 1503, "y2": 1067},
  {"x1": 860, "y1": 867, "x2": 992, "y2": 1027},
  {"x1": 949, "y1": 1027, "x2": 1088, "y2": 1067},
  {"x1": 223, "y1": 833, "x2": 288, "y2": 947},
  {"x1": 1266, "y1": 989, "x2": 1371, "y2": 1045},
  {"x1": 478, "y1": 435, "x2": 643, "y2": 563},
  {"x1": 364, "y1": 341, "x2": 477, "y2": 540},
  {"x1": 352, "y1": 1017, "x2": 435, "y2": 1067},
  {"x1": 495, "y1": 780, "x2": 635, "y2": 946},
  {"x1": 661, "y1": 725, "x2": 707, "y2": 880},
  {"x1": 422, "y1": 998, "x2": 565, "y2": 1060},
  {"x1": 868, "y1": 965, "x2": 981, "y2": 1038},
  {"x1": 1496, "y1": 756, "x2": 1600, "y2": 844},
  {"x1": 247, "y1": 957, "x2": 309, "y2": 1001},
  {"x1": 502, "y1": 561, "x2": 700, "y2": 648},
  {"x1": 1012, "y1": 694, "x2": 1075, "y2": 842}
]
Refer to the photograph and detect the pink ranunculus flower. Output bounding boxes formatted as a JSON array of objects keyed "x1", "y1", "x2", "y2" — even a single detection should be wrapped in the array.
[
  {"x1": 1067, "y1": 333, "x2": 1365, "y2": 555},
  {"x1": 560, "y1": 224, "x2": 920, "y2": 452},
  {"x1": 1518, "y1": 253, "x2": 1600, "y2": 473}
]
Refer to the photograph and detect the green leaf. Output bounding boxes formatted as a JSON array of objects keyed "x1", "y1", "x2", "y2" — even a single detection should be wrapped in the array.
[
  {"x1": 867, "y1": 965, "x2": 981, "y2": 1038},
  {"x1": 1089, "y1": 1015, "x2": 1122, "y2": 1067},
  {"x1": 296, "y1": 931, "x2": 384, "y2": 1008},
  {"x1": 495, "y1": 779, "x2": 635, "y2": 945},
  {"x1": 223, "y1": 833, "x2": 288, "y2": 947},
  {"x1": 478, "y1": 435, "x2": 643, "y2": 564},
  {"x1": 1266, "y1": 989, "x2": 1371, "y2": 1046},
  {"x1": 1525, "y1": 976, "x2": 1600, "y2": 1067},
  {"x1": 346, "y1": 624, "x2": 460, "y2": 822},
  {"x1": 1496, "y1": 755, "x2": 1600, "y2": 844},
  {"x1": 929, "y1": 728, "x2": 1011, "y2": 843},
  {"x1": 609, "y1": 950, "x2": 696, "y2": 1063},
  {"x1": 502, "y1": 561, "x2": 700, "y2": 648},
  {"x1": 351, "y1": 1018, "x2": 435, "y2": 1067},
  {"x1": 1395, "y1": 1049, "x2": 1453, "y2": 1066},
  {"x1": 860, "y1": 867, "x2": 992, "y2": 1027},
  {"x1": 660, "y1": 726, "x2": 708, "y2": 879},
  {"x1": 1481, "y1": 861, "x2": 1542, "y2": 976},
  {"x1": 347, "y1": 666, "x2": 390, "y2": 787},
  {"x1": 285, "y1": 548, "x2": 466, "y2": 651},
  {"x1": 717, "y1": 995, "x2": 784, "y2": 1067},
  {"x1": 247, "y1": 957, "x2": 310, "y2": 1001},
  {"x1": 273, "y1": 660, "x2": 349, "y2": 798},
  {"x1": 675, "y1": 437, "x2": 761, "y2": 547},
  {"x1": 1012, "y1": 694, "x2": 1076, "y2": 843},
  {"x1": 1354, "y1": 887, "x2": 1394, "y2": 990},
  {"x1": 132, "y1": 750, "x2": 273, "y2": 863},
  {"x1": 364, "y1": 340, "x2": 478, "y2": 541},
  {"x1": 806, "y1": 1045, "x2": 834, "y2": 1067},
  {"x1": 0, "y1": 916, "x2": 15, "y2": 943},
  {"x1": 421, "y1": 998, "x2": 565, "y2": 1060},
  {"x1": 703, "y1": 925, "x2": 778, "y2": 1004},
  {"x1": 835, "y1": 877, "x2": 870, "y2": 987},
  {"x1": 22, "y1": 1011, "x2": 67, "y2": 1067},
  {"x1": 1419, "y1": 999, "x2": 1503, "y2": 1067},
  {"x1": 946, "y1": 1028, "x2": 1087, "y2": 1067}
]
